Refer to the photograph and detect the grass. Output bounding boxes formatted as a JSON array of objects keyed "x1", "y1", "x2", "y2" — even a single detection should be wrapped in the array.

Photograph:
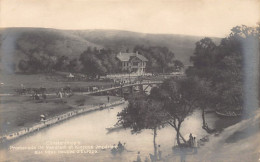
[
  {"x1": 0, "y1": 72, "x2": 122, "y2": 136},
  {"x1": 0, "y1": 73, "x2": 114, "y2": 94},
  {"x1": 0, "y1": 94, "x2": 121, "y2": 135}
]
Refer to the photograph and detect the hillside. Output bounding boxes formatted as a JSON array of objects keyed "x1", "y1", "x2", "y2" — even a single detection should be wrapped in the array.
[
  {"x1": 0, "y1": 28, "x2": 101, "y2": 70},
  {"x1": 72, "y1": 29, "x2": 221, "y2": 65},
  {"x1": 0, "y1": 27, "x2": 221, "y2": 72}
]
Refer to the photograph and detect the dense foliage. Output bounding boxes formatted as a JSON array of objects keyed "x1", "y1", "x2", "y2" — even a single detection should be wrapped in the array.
[
  {"x1": 186, "y1": 25, "x2": 260, "y2": 114},
  {"x1": 118, "y1": 77, "x2": 200, "y2": 148},
  {"x1": 79, "y1": 48, "x2": 120, "y2": 77},
  {"x1": 117, "y1": 94, "x2": 165, "y2": 159},
  {"x1": 133, "y1": 45, "x2": 184, "y2": 73},
  {"x1": 17, "y1": 44, "x2": 183, "y2": 76}
]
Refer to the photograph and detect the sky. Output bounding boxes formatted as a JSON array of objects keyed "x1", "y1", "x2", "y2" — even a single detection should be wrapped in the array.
[{"x1": 0, "y1": 0, "x2": 259, "y2": 37}]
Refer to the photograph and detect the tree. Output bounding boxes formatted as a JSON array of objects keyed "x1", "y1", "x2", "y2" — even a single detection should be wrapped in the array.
[
  {"x1": 80, "y1": 52, "x2": 107, "y2": 77},
  {"x1": 54, "y1": 55, "x2": 70, "y2": 71},
  {"x1": 149, "y1": 78, "x2": 197, "y2": 146},
  {"x1": 18, "y1": 60, "x2": 29, "y2": 72},
  {"x1": 68, "y1": 58, "x2": 82, "y2": 72},
  {"x1": 186, "y1": 36, "x2": 243, "y2": 130},
  {"x1": 186, "y1": 24, "x2": 259, "y2": 123},
  {"x1": 172, "y1": 60, "x2": 184, "y2": 72},
  {"x1": 186, "y1": 37, "x2": 217, "y2": 79},
  {"x1": 133, "y1": 46, "x2": 176, "y2": 73},
  {"x1": 79, "y1": 48, "x2": 120, "y2": 77},
  {"x1": 117, "y1": 94, "x2": 165, "y2": 161},
  {"x1": 187, "y1": 77, "x2": 216, "y2": 133}
]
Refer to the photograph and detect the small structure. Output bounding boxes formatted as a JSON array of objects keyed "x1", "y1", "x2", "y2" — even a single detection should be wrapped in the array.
[
  {"x1": 40, "y1": 114, "x2": 46, "y2": 121},
  {"x1": 116, "y1": 52, "x2": 148, "y2": 75},
  {"x1": 67, "y1": 73, "x2": 74, "y2": 78}
]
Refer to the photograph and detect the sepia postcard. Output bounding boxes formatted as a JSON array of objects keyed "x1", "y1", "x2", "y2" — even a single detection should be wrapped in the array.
[{"x1": 0, "y1": 0, "x2": 259, "y2": 161}]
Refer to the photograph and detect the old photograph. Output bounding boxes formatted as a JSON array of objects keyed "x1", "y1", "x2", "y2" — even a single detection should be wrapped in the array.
[{"x1": 0, "y1": 0, "x2": 259, "y2": 161}]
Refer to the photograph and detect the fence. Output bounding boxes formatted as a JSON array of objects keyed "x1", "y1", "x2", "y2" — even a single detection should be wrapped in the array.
[{"x1": 0, "y1": 99, "x2": 126, "y2": 143}]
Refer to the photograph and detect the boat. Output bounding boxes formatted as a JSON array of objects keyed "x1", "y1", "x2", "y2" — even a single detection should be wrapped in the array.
[
  {"x1": 106, "y1": 125, "x2": 123, "y2": 133},
  {"x1": 215, "y1": 109, "x2": 242, "y2": 117}
]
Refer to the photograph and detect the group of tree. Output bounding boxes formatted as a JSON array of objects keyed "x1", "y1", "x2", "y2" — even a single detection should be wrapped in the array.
[
  {"x1": 186, "y1": 24, "x2": 259, "y2": 124},
  {"x1": 117, "y1": 77, "x2": 208, "y2": 161},
  {"x1": 18, "y1": 52, "x2": 82, "y2": 73},
  {"x1": 79, "y1": 47, "x2": 120, "y2": 77},
  {"x1": 17, "y1": 47, "x2": 118, "y2": 75},
  {"x1": 17, "y1": 44, "x2": 184, "y2": 76},
  {"x1": 133, "y1": 45, "x2": 184, "y2": 73},
  {"x1": 117, "y1": 24, "x2": 260, "y2": 160}
]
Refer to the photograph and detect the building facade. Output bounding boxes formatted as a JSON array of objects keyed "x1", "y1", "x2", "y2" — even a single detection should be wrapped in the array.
[{"x1": 116, "y1": 52, "x2": 148, "y2": 75}]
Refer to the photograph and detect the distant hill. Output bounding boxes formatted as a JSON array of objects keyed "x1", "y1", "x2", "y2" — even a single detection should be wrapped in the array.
[
  {"x1": 71, "y1": 29, "x2": 221, "y2": 65},
  {"x1": 0, "y1": 27, "x2": 221, "y2": 72}
]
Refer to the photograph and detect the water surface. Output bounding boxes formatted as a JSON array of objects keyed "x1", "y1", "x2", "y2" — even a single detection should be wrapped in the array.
[{"x1": 0, "y1": 104, "x2": 240, "y2": 162}]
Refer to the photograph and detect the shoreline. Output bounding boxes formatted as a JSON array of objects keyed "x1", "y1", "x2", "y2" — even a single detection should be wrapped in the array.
[{"x1": 0, "y1": 98, "x2": 126, "y2": 143}]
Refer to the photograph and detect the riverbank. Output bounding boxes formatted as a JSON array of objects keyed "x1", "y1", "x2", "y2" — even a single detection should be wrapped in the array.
[
  {"x1": 163, "y1": 110, "x2": 260, "y2": 162},
  {"x1": 0, "y1": 94, "x2": 123, "y2": 139},
  {"x1": 0, "y1": 96, "x2": 125, "y2": 143}
]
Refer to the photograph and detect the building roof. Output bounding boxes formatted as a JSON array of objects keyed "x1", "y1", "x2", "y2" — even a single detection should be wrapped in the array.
[{"x1": 116, "y1": 52, "x2": 148, "y2": 62}]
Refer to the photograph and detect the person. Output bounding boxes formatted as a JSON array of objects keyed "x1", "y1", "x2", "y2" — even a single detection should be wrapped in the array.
[
  {"x1": 32, "y1": 92, "x2": 36, "y2": 100},
  {"x1": 189, "y1": 133, "x2": 193, "y2": 147},
  {"x1": 35, "y1": 93, "x2": 40, "y2": 100},
  {"x1": 193, "y1": 137, "x2": 198, "y2": 154},
  {"x1": 111, "y1": 144, "x2": 117, "y2": 156},
  {"x1": 123, "y1": 143, "x2": 126, "y2": 150},
  {"x1": 136, "y1": 151, "x2": 141, "y2": 162},
  {"x1": 149, "y1": 153, "x2": 155, "y2": 162},
  {"x1": 117, "y1": 141, "x2": 124, "y2": 154},
  {"x1": 118, "y1": 141, "x2": 123, "y2": 148},
  {"x1": 42, "y1": 93, "x2": 47, "y2": 102},
  {"x1": 144, "y1": 156, "x2": 150, "y2": 162},
  {"x1": 107, "y1": 96, "x2": 110, "y2": 103},
  {"x1": 191, "y1": 137, "x2": 194, "y2": 147},
  {"x1": 40, "y1": 114, "x2": 46, "y2": 121},
  {"x1": 197, "y1": 139, "x2": 200, "y2": 148},
  {"x1": 158, "y1": 145, "x2": 162, "y2": 160},
  {"x1": 58, "y1": 91, "x2": 63, "y2": 99}
]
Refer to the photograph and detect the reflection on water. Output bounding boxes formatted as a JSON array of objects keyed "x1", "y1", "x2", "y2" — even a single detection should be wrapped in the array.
[{"x1": 0, "y1": 104, "x2": 242, "y2": 162}]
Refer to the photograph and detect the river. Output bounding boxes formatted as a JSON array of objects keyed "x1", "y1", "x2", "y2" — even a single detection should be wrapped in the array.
[{"x1": 0, "y1": 103, "x2": 241, "y2": 162}]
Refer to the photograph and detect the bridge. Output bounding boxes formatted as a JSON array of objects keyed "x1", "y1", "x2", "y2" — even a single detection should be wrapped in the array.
[{"x1": 74, "y1": 80, "x2": 163, "y2": 96}]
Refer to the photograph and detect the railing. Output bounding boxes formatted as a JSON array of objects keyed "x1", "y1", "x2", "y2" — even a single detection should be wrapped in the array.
[
  {"x1": 73, "y1": 81, "x2": 163, "y2": 95},
  {"x1": 106, "y1": 73, "x2": 152, "y2": 78},
  {"x1": 0, "y1": 99, "x2": 126, "y2": 143}
]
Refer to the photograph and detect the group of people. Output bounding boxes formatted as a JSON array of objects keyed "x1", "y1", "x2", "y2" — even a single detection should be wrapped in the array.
[
  {"x1": 32, "y1": 92, "x2": 47, "y2": 101},
  {"x1": 134, "y1": 144, "x2": 163, "y2": 162},
  {"x1": 188, "y1": 133, "x2": 198, "y2": 153},
  {"x1": 111, "y1": 141, "x2": 126, "y2": 156},
  {"x1": 57, "y1": 89, "x2": 73, "y2": 99},
  {"x1": 111, "y1": 142, "x2": 163, "y2": 162}
]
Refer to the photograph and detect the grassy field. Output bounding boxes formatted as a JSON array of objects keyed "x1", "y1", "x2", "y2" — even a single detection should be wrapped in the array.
[
  {"x1": 0, "y1": 73, "x2": 114, "y2": 94},
  {"x1": 0, "y1": 94, "x2": 121, "y2": 135}
]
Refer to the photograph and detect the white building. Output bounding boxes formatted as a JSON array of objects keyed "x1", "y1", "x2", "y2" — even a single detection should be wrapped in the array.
[{"x1": 116, "y1": 52, "x2": 148, "y2": 75}]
